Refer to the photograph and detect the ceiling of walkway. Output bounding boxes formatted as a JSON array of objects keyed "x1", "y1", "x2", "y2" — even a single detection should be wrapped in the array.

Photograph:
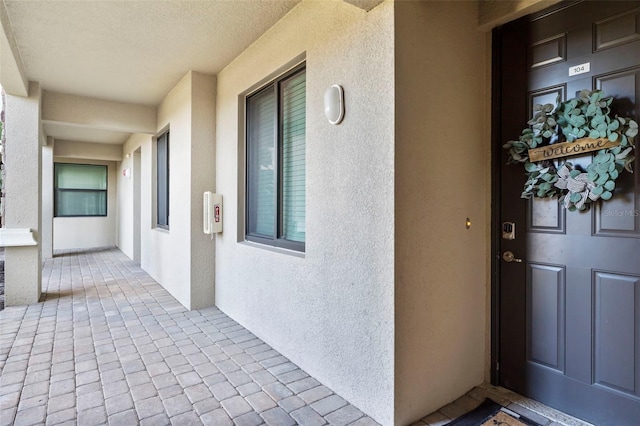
[
  {"x1": 4, "y1": 1, "x2": 391, "y2": 149},
  {"x1": 4, "y1": 0, "x2": 301, "y2": 106}
]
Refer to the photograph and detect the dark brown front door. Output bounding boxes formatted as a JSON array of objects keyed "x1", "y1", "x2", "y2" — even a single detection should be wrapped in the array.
[{"x1": 495, "y1": 2, "x2": 640, "y2": 425}]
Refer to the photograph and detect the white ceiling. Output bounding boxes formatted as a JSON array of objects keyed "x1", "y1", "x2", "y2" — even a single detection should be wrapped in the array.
[
  {"x1": 5, "y1": 0, "x2": 301, "y2": 107},
  {"x1": 3, "y1": 0, "x2": 381, "y2": 150},
  {"x1": 3, "y1": 0, "x2": 302, "y2": 148}
]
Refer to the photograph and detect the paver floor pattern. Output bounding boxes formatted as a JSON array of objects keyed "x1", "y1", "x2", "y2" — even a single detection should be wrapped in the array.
[{"x1": 0, "y1": 247, "x2": 379, "y2": 426}]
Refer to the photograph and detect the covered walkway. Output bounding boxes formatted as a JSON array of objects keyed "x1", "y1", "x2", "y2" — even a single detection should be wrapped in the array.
[
  {"x1": 0, "y1": 248, "x2": 378, "y2": 425},
  {"x1": 0, "y1": 248, "x2": 593, "y2": 426}
]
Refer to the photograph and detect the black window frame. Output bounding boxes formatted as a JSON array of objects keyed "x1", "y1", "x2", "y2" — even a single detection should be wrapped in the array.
[
  {"x1": 54, "y1": 163, "x2": 108, "y2": 218},
  {"x1": 245, "y1": 64, "x2": 306, "y2": 252},
  {"x1": 157, "y1": 130, "x2": 170, "y2": 229}
]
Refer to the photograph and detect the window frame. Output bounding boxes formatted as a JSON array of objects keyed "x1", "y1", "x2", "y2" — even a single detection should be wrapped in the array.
[
  {"x1": 156, "y1": 130, "x2": 170, "y2": 230},
  {"x1": 54, "y1": 163, "x2": 108, "y2": 218},
  {"x1": 245, "y1": 63, "x2": 306, "y2": 252}
]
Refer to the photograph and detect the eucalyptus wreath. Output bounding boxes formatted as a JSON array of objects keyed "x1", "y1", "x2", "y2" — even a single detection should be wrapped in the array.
[{"x1": 503, "y1": 89, "x2": 638, "y2": 211}]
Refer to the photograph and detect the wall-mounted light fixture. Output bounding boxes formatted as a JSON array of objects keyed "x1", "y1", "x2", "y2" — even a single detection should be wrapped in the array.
[{"x1": 324, "y1": 84, "x2": 345, "y2": 125}]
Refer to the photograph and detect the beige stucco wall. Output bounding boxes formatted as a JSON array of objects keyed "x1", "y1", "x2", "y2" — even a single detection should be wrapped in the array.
[
  {"x1": 394, "y1": 1, "x2": 489, "y2": 423},
  {"x1": 117, "y1": 147, "x2": 135, "y2": 260},
  {"x1": 117, "y1": 72, "x2": 216, "y2": 310},
  {"x1": 41, "y1": 91, "x2": 156, "y2": 134},
  {"x1": 119, "y1": 133, "x2": 151, "y2": 262},
  {"x1": 147, "y1": 71, "x2": 193, "y2": 307},
  {"x1": 4, "y1": 82, "x2": 42, "y2": 306},
  {"x1": 215, "y1": 0, "x2": 395, "y2": 423},
  {"x1": 54, "y1": 140, "x2": 122, "y2": 162},
  {"x1": 188, "y1": 72, "x2": 216, "y2": 310},
  {"x1": 42, "y1": 143, "x2": 54, "y2": 259},
  {"x1": 53, "y1": 158, "x2": 117, "y2": 250}
]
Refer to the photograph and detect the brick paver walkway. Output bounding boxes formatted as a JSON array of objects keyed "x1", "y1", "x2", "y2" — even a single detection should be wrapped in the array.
[{"x1": 0, "y1": 248, "x2": 379, "y2": 426}]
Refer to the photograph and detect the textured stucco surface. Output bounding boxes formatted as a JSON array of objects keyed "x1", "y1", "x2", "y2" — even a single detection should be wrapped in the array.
[
  {"x1": 52, "y1": 158, "x2": 117, "y2": 251},
  {"x1": 215, "y1": 1, "x2": 395, "y2": 424},
  {"x1": 119, "y1": 72, "x2": 215, "y2": 310},
  {"x1": 188, "y1": 72, "x2": 216, "y2": 310},
  {"x1": 54, "y1": 140, "x2": 122, "y2": 162},
  {"x1": 41, "y1": 91, "x2": 156, "y2": 153},
  {"x1": 133, "y1": 150, "x2": 142, "y2": 263},
  {"x1": 41, "y1": 144, "x2": 54, "y2": 259},
  {"x1": 117, "y1": 148, "x2": 135, "y2": 260},
  {"x1": 4, "y1": 82, "x2": 42, "y2": 305},
  {"x1": 394, "y1": 1, "x2": 489, "y2": 424},
  {"x1": 0, "y1": 0, "x2": 28, "y2": 96},
  {"x1": 4, "y1": 0, "x2": 300, "y2": 105},
  {"x1": 144, "y1": 72, "x2": 193, "y2": 308},
  {"x1": 119, "y1": 133, "x2": 150, "y2": 262},
  {"x1": 42, "y1": 91, "x2": 156, "y2": 134}
]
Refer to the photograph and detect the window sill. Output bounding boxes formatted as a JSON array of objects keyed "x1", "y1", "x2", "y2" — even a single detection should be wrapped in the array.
[{"x1": 240, "y1": 240, "x2": 305, "y2": 259}]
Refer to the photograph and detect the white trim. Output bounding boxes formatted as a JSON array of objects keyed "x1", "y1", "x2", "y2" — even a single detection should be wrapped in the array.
[{"x1": 0, "y1": 228, "x2": 37, "y2": 247}]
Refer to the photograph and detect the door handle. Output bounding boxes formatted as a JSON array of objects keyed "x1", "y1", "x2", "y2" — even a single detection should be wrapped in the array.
[{"x1": 502, "y1": 251, "x2": 523, "y2": 263}]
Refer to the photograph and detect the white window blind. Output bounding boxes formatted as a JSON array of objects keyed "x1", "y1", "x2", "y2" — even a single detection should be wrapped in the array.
[
  {"x1": 247, "y1": 88, "x2": 276, "y2": 238},
  {"x1": 157, "y1": 131, "x2": 169, "y2": 228},
  {"x1": 246, "y1": 65, "x2": 306, "y2": 251},
  {"x1": 281, "y1": 72, "x2": 306, "y2": 243},
  {"x1": 54, "y1": 163, "x2": 107, "y2": 217}
]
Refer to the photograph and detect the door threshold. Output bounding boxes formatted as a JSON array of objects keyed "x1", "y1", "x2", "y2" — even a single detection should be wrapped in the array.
[{"x1": 415, "y1": 383, "x2": 594, "y2": 426}]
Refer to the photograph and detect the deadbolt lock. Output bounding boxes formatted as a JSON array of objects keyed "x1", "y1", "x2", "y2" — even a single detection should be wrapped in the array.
[{"x1": 502, "y1": 222, "x2": 516, "y2": 240}]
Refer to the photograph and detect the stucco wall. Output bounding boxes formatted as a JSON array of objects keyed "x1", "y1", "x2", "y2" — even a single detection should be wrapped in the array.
[
  {"x1": 118, "y1": 72, "x2": 215, "y2": 310},
  {"x1": 4, "y1": 82, "x2": 42, "y2": 306},
  {"x1": 54, "y1": 140, "x2": 122, "y2": 162},
  {"x1": 215, "y1": 1, "x2": 394, "y2": 424},
  {"x1": 144, "y1": 72, "x2": 193, "y2": 307},
  {"x1": 394, "y1": 1, "x2": 489, "y2": 424},
  {"x1": 188, "y1": 72, "x2": 216, "y2": 310},
  {"x1": 117, "y1": 148, "x2": 134, "y2": 260},
  {"x1": 42, "y1": 144, "x2": 54, "y2": 259},
  {"x1": 53, "y1": 158, "x2": 117, "y2": 250},
  {"x1": 119, "y1": 133, "x2": 151, "y2": 262}
]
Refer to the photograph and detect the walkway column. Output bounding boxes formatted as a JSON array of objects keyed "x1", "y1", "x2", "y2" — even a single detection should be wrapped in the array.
[
  {"x1": 41, "y1": 138, "x2": 53, "y2": 259},
  {"x1": 4, "y1": 82, "x2": 42, "y2": 305}
]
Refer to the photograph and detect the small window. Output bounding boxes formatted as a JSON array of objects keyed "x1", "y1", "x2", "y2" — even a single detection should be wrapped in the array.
[
  {"x1": 157, "y1": 131, "x2": 170, "y2": 229},
  {"x1": 246, "y1": 65, "x2": 306, "y2": 251},
  {"x1": 54, "y1": 163, "x2": 107, "y2": 217}
]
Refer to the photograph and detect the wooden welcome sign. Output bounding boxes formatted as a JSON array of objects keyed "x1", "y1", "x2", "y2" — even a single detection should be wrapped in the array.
[{"x1": 528, "y1": 137, "x2": 620, "y2": 162}]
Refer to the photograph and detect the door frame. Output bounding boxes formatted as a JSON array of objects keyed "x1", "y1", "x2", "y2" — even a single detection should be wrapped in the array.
[
  {"x1": 489, "y1": 0, "x2": 583, "y2": 388},
  {"x1": 490, "y1": 24, "x2": 503, "y2": 386},
  {"x1": 489, "y1": 0, "x2": 632, "y2": 390}
]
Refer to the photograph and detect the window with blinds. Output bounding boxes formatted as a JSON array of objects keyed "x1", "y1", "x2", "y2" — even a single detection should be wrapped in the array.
[
  {"x1": 246, "y1": 65, "x2": 306, "y2": 252},
  {"x1": 157, "y1": 131, "x2": 170, "y2": 229},
  {"x1": 54, "y1": 163, "x2": 107, "y2": 217}
]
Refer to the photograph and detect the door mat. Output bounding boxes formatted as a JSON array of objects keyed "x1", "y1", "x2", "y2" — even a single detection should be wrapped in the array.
[{"x1": 445, "y1": 399, "x2": 542, "y2": 426}]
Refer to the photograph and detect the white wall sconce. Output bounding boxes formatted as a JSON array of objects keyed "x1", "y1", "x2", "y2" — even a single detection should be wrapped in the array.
[
  {"x1": 123, "y1": 168, "x2": 131, "y2": 179},
  {"x1": 324, "y1": 84, "x2": 345, "y2": 125}
]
